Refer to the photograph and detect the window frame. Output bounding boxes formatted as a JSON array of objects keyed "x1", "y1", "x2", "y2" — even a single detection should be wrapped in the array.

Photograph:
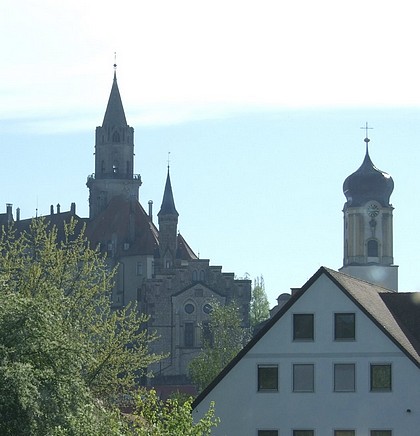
[
  {"x1": 334, "y1": 313, "x2": 356, "y2": 341},
  {"x1": 334, "y1": 363, "x2": 356, "y2": 392},
  {"x1": 370, "y1": 431, "x2": 392, "y2": 436},
  {"x1": 257, "y1": 364, "x2": 279, "y2": 392},
  {"x1": 257, "y1": 431, "x2": 278, "y2": 436},
  {"x1": 334, "y1": 431, "x2": 355, "y2": 436},
  {"x1": 293, "y1": 313, "x2": 314, "y2": 341},
  {"x1": 370, "y1": 363, "x2": 392, "y2": 392},
  {"x1": 293, "y1": 431, "x2": 314, "y2": 436},
  {"x1": 184, "y1": 322, "x2": 195, "y2": 348},
  {"x1": 293, "y1": 363, "x2": 314, "y2": 393}
]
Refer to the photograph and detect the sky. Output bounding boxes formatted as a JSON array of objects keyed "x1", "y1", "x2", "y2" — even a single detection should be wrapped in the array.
[{"x1": 2, "y1": 0, "x2": 420, "y2": 304}]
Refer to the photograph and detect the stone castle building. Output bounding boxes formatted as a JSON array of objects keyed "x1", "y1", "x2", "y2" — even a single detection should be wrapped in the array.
[{"x1": 1, "y1": 68, "x2": 251, "y2": 389}]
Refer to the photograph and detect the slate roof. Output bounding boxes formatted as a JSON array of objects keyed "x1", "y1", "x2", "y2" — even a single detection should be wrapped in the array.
[
  {"x1": 102, "y1": 71, "x2": 127, "y2": 127},
  {"x1": 193, "y1": 266, "x2": 420, "y2": 408},
  {"x1": 85, "y1": 195, "x2": 159, "y2": 256}
]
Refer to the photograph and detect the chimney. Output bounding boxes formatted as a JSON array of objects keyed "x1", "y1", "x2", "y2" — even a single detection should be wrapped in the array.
[
  {"x1": 70, "y1": 202, "x2": 76, "y2": 215},
  {"x1": 56, "y1": 204, "x2": 61, "y2": 214},
  {"x1": 16, "y1": 207, "x2": 20, "y2": 222},
  {"x1": 50, "y1": 205, "x2": 54, "y2": 215},
  {"x1": 148, "y1": 200, "x2": 153, "y2": 222},
  {"x1": 6, "y1": 204, "x2": 13, "y2": 225}
]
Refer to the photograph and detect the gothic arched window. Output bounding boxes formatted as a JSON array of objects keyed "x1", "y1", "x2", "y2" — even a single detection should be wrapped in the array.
[
  {"x1": 112, "y1": 131, "x2": 121, "y2": 143},
  {"x1": 367, "y1": 239, "x2": 378, "y2": 257}
]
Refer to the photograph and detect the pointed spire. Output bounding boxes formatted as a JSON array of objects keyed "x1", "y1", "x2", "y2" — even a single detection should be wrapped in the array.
[
  {"x1": 102, "y1": 63, "x2": 127, "y2": 127},
  {"x1": 158, "y1": 167, "x2": 179, "y2": 217}
]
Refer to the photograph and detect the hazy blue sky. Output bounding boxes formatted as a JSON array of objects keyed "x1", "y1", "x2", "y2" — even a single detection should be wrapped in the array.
[{"x1": 2, "y1": 1, "x2": 420, "y2": 303}]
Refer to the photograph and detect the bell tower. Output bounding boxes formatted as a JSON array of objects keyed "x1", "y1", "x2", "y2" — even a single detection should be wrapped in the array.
[
  {"x1": 87, "y1": 65, "x2": 142, "y2": 219},
  {"x1": 339, "y1": 127, "x2": 398, "y2": 291}
]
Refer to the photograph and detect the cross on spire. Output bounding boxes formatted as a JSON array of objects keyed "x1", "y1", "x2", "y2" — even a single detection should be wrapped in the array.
[{"x1": 361, "y1": 122, "x2": 373, "y2": 153}]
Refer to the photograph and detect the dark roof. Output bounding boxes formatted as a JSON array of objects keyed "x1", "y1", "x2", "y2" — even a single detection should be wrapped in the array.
[
  {"x1": 85, "y1": 196, "x2": 159, "y2": 256},
  {"x1": 343, "y1": 142, "x2": 394, "y2": 207},
  {"x1": 193, "y1": 267, "x2": 420, "y2": 409},
  {"x1": 158, "y1": 169, "x2": 178, "y2": 217},
  {"x1": 4, "y1": 211, "x2": 88, "y2": 244},
  {"x1": 102, "y1": 72, "x2": 127, "y2": 127},
  {"x1": 177, "y1": 233, "x2": 198, "y2": 260}
]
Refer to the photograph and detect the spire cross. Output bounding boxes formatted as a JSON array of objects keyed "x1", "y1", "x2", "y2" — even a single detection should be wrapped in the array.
[
  {"x1": 113, "y1": 52, "x2": 117, "y2": 71},
  {"x1": 167, "y1": 152, "x2": 171, "y2": 170},
  {"x1": 361, "y1": 122, "x2": 373, "y2": 152}
]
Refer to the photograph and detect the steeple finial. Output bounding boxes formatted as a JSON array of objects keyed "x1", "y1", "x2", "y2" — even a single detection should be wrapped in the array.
[
  {"x1": 361, "y1": 122, "x2": 373, "y2": 154},
  {"x1": 113, "y1": 52, "x2": 117, "y2": 79},
  {"x1": 167, "y1": 151, "x2": 171, "y2": 171}
]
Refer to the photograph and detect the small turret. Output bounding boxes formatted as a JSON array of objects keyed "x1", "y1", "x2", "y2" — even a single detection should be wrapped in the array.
[{"x1": 158, "y1": 168, "x2": 179, "y2": 268}]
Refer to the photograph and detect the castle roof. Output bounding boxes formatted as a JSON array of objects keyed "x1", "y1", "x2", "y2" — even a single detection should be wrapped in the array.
[
  {"x1": 343, "y1": 139, "x2": 394, "y2": 207},
  {"x1": 102, "y1": 71, "x2": 128, "y2": 128},
  {"x1": 158, "y1": 169, "x2": 179, "y2": 217}
]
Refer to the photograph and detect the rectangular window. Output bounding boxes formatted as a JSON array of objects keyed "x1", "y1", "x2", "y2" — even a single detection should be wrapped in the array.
[
  {"x1": 371, "y1": 431, "x2": 392, "y2": 436},
  {"x1": 184, "y1": 322, "x2": 194, "y2": 347},
  {"x1": 293, "y1": 314, "x2": 314, "y2": 340},
  {"x1": 293, "y1": 431, "x2": 314, "y2": 436},
  {"x1": 258, "y1": 365, "x2": 278, "y2": 391},
  {"x1": 293, "y1": 364, "x2": 314, "y2": 392},
  {"x1": 370, "y1": 364, "x2": 392, "y2": 391},
  {"x1": 335, "y1": 313, "x2": 355, "y2": 340},
  {"x1": 334, "y1": 364, "x2": 355, "y2": 392},
  {"x1": 136, "y1": 262, "x2": 143, "y2": 276},
  {"x1": 335, "y1": 431, "x2": 355, "y2": 436},
  {"x1": 258, "y1": 431, "x2": 278, "y2": 436}
]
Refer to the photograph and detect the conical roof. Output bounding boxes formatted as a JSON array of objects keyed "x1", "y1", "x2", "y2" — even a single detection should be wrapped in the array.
[
  {"x1": 343, "y1": 138, "x2": 394, "y2": 207},
  {"x1": 102, "y1": 71, "x2": 127, "y2": 127},
  {"x1": 158, "y1": 168, "x2": 179, "y2": 216}
]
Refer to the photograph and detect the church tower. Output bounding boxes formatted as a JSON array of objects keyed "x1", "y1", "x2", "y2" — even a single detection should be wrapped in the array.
[
  {"x1": 157, "y1": 167, "x2": 179, "y2": 269},
  {"x1": 339, "y1": 130, "x2": 398, "y2": 291},
  {"x1": 87, "y1": 66, "x2": 141, "y2": 219}
]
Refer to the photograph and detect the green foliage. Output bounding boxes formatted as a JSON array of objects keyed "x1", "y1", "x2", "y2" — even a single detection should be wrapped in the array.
[
  {"x1": 131, "y1": 388, "x2": 219, "y2": 435},
  {"x1": 250, "y1": 275, "x2": 270, "y2": 328},
  {"x1": 0, "y1": 219, "x2": 160, "y2": 435},
  {"x1": 188, "y1": 301, "x2": 250, "y2": 392}
]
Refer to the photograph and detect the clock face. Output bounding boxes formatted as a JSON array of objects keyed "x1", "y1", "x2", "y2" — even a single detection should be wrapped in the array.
[{"x1": 367, "y1": 203, "x2": 379, "y2": 218}]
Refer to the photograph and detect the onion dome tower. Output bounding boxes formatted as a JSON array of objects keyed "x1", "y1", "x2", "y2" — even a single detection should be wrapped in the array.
[{"x1": 339, "y1": 128, "x2": 398, "y2": 291}]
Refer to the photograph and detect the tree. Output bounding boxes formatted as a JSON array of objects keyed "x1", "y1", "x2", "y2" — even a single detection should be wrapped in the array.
[
  {"x1": 0, "y1": 218, "x2": 160, "y2": 435},
  {"x1": 249, "y1": 275, "x2": 270, "y2": 328},
  {"x1": 188, "y1": 301, "x2": 250, "y2": 392},
  {"x1": 131, "y1": 388, "x2": 219, "y2": 435}
]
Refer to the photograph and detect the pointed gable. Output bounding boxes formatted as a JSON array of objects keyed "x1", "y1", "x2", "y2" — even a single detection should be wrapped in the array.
[{"x1": 193, "y1": 266, "x2": 420, "y2": 410}]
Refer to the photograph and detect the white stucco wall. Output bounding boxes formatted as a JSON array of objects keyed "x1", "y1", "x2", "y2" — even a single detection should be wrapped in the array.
[{"x1": 193, "y1": 274, "x2": 420, "y2": 435}]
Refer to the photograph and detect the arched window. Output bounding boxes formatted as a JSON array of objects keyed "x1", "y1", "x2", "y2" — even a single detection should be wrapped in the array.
[
  {"x1": 192, "y1": 270, "x2": 198, "y2": 282},
  {"x1": 367, "y1": 240, "x2": 378, "y2": 257},
  {"x1": 112, "y1": 131, "x2": 121, "y2": 143},
  {"x1": 199, "y1": 270, "x2": 205, "y2": 282}
]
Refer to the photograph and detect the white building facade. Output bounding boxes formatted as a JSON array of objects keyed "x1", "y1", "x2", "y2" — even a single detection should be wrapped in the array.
[{"x1": 193, "y1": 268, "x2": 420, "y2": 436}]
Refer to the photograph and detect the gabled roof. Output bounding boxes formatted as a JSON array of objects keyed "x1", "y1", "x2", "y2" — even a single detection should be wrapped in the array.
[
  {"x1": 177, "y1": 233, "x2": 198, "y2": 260},
  {"x1": 85, "y1": 195, "x2": 159, "y2": 256},
  {"x1": 193, "y1": 266, "x2": 420, "y2": 408}
]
